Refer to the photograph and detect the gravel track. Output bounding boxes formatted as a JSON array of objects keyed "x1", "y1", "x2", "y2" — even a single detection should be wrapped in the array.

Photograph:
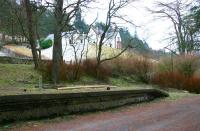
[{"x1": 13, "y1": 96, "x2": 200, "y2": 131}]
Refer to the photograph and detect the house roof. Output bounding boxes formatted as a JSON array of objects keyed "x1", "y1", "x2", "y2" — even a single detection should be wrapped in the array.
[{"x1": 91, "y1": 24, "x2": 120, "y2": 40}]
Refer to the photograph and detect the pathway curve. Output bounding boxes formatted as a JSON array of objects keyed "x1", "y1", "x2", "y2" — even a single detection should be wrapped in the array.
[{"x1": 13, "y1": 96, "x2": 200, "y2": 131}]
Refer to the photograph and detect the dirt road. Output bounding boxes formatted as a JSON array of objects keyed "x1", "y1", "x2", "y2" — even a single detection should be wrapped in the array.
[{"x1": 13, "y1": 96, "x2": 200, "y2": 131}]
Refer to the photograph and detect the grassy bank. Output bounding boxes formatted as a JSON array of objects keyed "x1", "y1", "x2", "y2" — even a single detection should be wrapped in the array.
[
  {"x1": 0, "y1": 63, "x2": 199, "y2": 97},
  {"x1": 0, "y1": 64, "x2": 40, "y2": 89},
  {"x1": 0, "y1": 64, "x2": 150, "y2": 96}
]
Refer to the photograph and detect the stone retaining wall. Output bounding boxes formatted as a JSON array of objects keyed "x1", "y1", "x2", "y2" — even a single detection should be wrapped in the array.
[
  {"x1": 0, "y1": 89, "x2": 168, "y2": 123},
  {"x1": 0, "y1": 56, "x2": 33, "y2": 64}
]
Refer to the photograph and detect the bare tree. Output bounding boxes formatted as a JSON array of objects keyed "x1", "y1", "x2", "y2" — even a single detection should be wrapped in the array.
[
  {"x1": 69, "y1": 19, "x2": 96, "y2": 80},
  {"x1": 95, "y1": 0, "x2": 133, "y2": 77},
  {"x1": 5, "y1": 0, "x2": 44, "y2": 68},
  {"x1": 51, "y1": 0, "x2": 92, "y2": 84},
  {"x1": 183, "y1": 1, "x2": 200, "y2": 52},
  {"x1": 24, "y1": 0, "x2": 39, "y2": 69},
  {"x1": 69, "y1": 33, "x2": 86, "y2": 80},
  {"x1": 148, "y1": 0, "x2": 195, "y2": 54},
  {"x1": 51, "y1": 0, "x2": 64, "y2": 84}
]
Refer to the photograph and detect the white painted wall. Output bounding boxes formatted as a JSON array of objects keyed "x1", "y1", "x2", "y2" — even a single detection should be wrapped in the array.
[
  {"x1": 41, "y1": 33, "x2": 88, "y2": 62},
  {"x1": 41, "y1": 31, "x2": 122, "y2": 62}
]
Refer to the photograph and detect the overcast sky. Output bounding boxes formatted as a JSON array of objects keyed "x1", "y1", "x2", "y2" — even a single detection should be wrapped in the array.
[
  {"x1": 40, "y1": 0, "x2": 192, "y2": 50},
  {"x1": 83, "y1": 0, "x2": 175, "y2": 50}
]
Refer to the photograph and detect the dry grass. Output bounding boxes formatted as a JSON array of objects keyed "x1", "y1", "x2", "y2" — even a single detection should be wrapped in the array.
[
  {"x1": 3, "y1": 45, "x2": 47, "y2": 59},
  {"x1": 153, "y1": 55, "x2": 200, "y2": 93},
  {"x1": 4, "y1": 45, "x2": 33, "y2": 57},
  {"x1": 87, "y1": 44, "x2": 135, "y2": 59}
]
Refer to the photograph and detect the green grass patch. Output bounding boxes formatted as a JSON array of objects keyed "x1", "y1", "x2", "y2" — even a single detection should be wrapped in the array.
[
  {"x1": 109, "y1": 76, "x2": 138, "y2": 87},
  {"x1": 164, "y1": 91, "x2": 198, "y2": 101},
  {"x1": 0, "y1": 64, "x2": 40, "y2": 89},
  {"x1": 109, "y1": 76, "x2": 153, "y2": 90}
]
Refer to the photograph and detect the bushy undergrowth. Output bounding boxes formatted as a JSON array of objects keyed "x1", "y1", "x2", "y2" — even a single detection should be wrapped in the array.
[
  {"x1": 106, "y1": 56, "x2": 154, "y2": 83},
  {"x1": 40, "y1": 61, "x2": 83, "y2": 82},
  {"x1": 156, "y1": 55, "x2": 200, "y2": 76},
  {"x1": 153, "y1": 72, "x2": 200, "y2": 93},
  {"x1": 152, "y1": 55, "x2": 200, "y2": 93},
  {"x1": 40, "y1": 59, "x2": 111, "y2": 82},
  {"x1": 40, "y1": 54, "x2": 200, "y2": 93},
  {"x1": 40, "y1": 56, "x2": 153, "y2": 83},
  {"x1": 82, "y1": 59, "x2": 111, "y2": 81}
]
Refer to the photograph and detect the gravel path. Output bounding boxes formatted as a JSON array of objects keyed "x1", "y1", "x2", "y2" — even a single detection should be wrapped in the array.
[{"x1": 13, "y1": 96, "x2": 200, "y2": 131}]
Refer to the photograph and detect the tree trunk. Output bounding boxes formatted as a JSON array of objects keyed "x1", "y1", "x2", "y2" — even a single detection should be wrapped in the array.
[
  {"x1": 2, "y1": 33, "x2": 5, "y2": 42},
  {"x1": 96, "y1": 25, "x2": 109, "y2": 78},
  {"x1": 24, "y1": 0, "x2": 39, "y2": 69},
  {"x1": 11, "y1": 19, "x2": 15, "y2": 43},
  {"x1": 52, "y1": 0, "x2": 63, "y2": 84}
]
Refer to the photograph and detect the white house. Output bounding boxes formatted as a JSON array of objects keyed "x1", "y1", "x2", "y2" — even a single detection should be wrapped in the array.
[
  {"x1": 88, "y1": 25, "x2": 122, "y2": 49},
  {"x1": 41, "y1": 31, "x2": 88, "y2": 63},
  {"x1": 41, "y1": 26, "x2": 122, "y2": 62}
]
